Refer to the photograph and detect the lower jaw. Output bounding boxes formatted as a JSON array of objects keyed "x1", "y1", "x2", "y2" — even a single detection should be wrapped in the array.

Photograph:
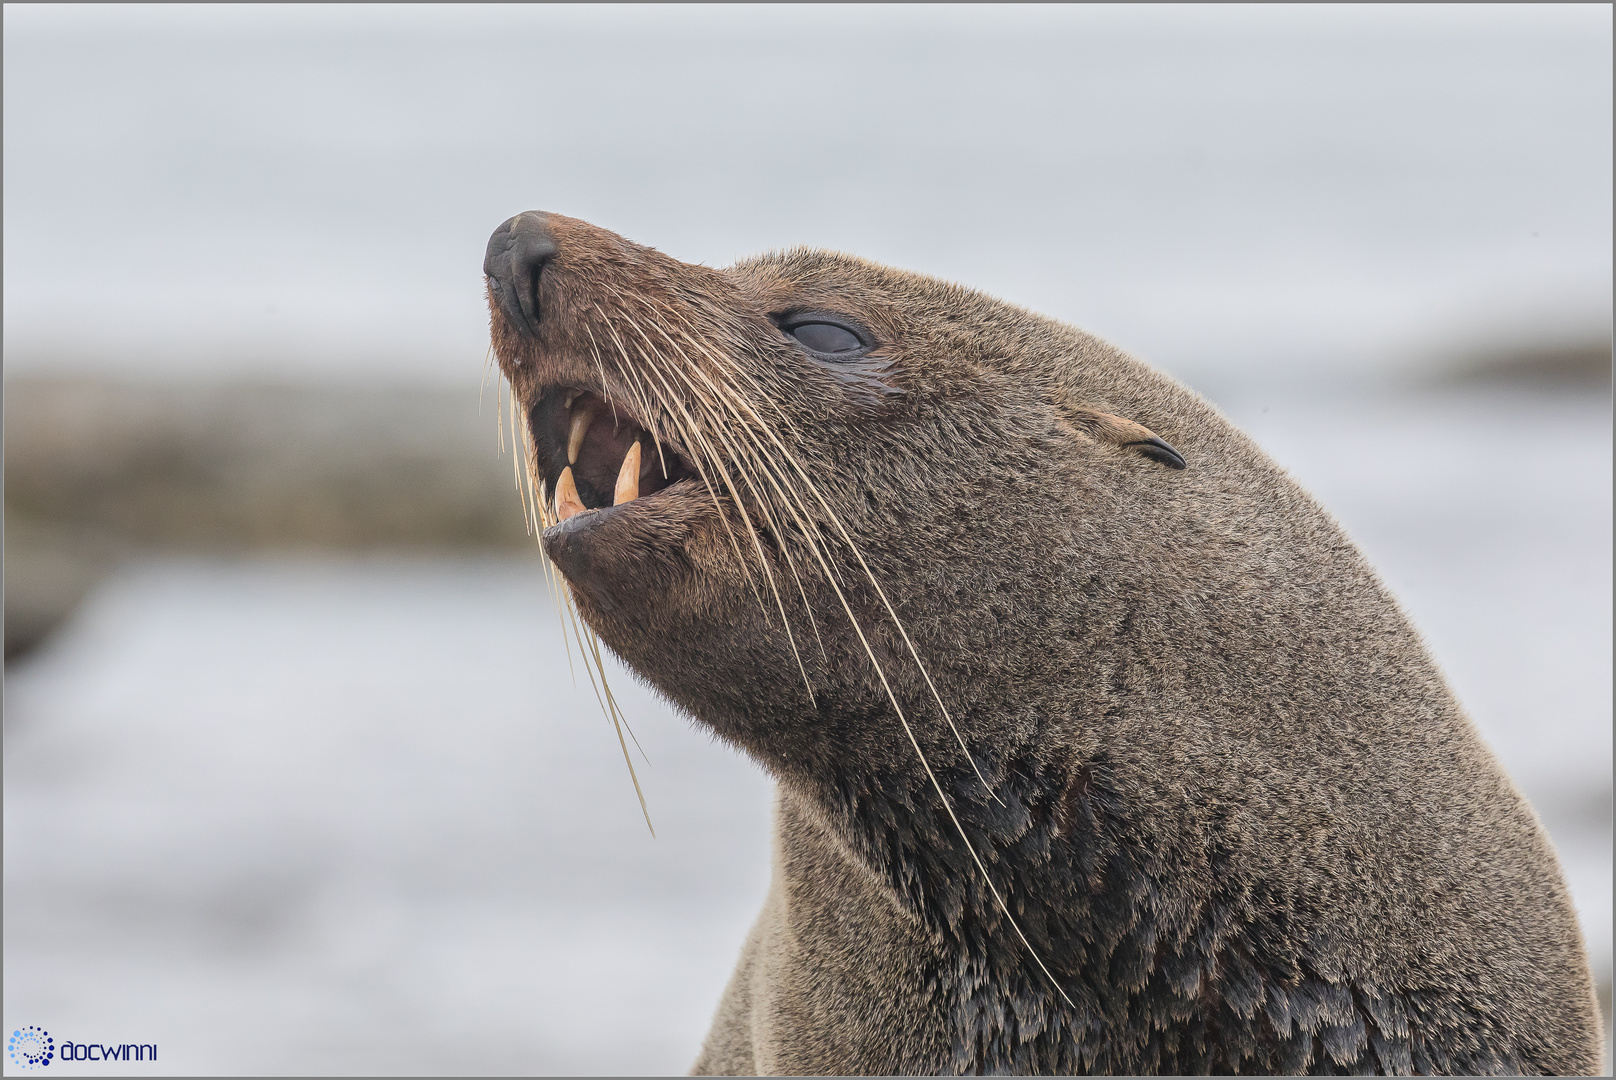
[{"x1": 540, "y1": 491, "x2": 703, "y2": 616}]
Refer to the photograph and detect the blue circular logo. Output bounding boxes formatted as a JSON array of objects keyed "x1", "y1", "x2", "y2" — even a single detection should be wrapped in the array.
[{"x1": 8, "y1": 1026, "x2": 54, "y2": 1069}]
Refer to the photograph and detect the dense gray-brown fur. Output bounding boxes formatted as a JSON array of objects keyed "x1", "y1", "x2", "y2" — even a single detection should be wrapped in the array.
[{"x1": 482, "y1": 211, "x2": 1602, "y2": 1075}]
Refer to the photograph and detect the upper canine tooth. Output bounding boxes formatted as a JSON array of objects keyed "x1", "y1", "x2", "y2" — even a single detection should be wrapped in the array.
[
  {"x1": 567, "y1": 402, "x2": 596, "y2": 465},
  {"x1": 614, "y1": 442, "x2": 642, "y2": 506},
  {"x1": 555, "y1": 466, "x2": 586, "y2": 522}
]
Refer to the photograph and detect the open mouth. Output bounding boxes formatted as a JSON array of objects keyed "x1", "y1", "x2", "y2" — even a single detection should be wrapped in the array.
[{"x1": 529, "y1": 387, "x2": 700, "y2": 522}]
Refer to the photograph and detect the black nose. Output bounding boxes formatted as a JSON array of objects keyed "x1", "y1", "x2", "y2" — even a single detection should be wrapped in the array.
[{"x1": 484, "y1": 211, "x2": 558, "y2": 338}]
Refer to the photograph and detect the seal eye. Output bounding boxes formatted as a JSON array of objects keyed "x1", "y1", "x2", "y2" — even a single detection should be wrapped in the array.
[{"x1": 785, "y1": 320, "x2": 865, "y2": 356}]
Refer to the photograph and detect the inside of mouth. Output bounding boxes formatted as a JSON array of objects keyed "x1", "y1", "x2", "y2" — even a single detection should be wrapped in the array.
[{"x1": 534, "y1": 388, "x2": 695, "y2": 511}]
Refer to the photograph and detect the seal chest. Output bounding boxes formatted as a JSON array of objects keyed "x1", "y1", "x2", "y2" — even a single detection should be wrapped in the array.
[{"x1": 483, "y1": 211, "x2": 1603, "y2": 1076}]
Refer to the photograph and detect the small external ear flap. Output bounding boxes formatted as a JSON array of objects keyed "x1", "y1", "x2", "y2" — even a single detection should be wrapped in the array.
[{"x1": 1063, "y1": 406, "x2": 1187, "y2": 470}]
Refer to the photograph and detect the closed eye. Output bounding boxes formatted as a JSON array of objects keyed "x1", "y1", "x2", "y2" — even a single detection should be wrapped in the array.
[{"x1": 781, "y1": 318, "x2": 869, "y2": 358}]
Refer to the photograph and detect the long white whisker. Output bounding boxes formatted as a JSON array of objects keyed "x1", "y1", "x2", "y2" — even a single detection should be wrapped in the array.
[
  {"x1": 604, "y1": 290, "x2": 831, "y2": 657},
  {"x1": 582, "y1": 317, "x2": 768, "y2": 616},
  {"x1": 615, "y1": 301, "x2": 1068, "y2": 1000},
  {"x1": 592, "y1": 302, "x2": 818, "y2": 700},
  {"x1": 502, "y1": 279, "x2": 1065, "y2": 1004}
]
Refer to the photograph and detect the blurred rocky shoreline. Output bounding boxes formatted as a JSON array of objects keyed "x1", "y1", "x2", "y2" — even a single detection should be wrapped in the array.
[
  {"x1": 5, "y1": 378, "x2": 536, "y2": 659},
  {"x1": 7, "y1": 340, "x2": 1607, "y2": 660}
]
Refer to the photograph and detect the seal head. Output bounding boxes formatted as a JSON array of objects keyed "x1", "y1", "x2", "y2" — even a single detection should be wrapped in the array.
[{"x1": 485, "y1": 211, "x2": 1602, "y2": 1075}]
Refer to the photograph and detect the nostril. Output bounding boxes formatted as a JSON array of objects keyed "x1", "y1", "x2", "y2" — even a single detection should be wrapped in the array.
[{"x1": 484, "y1": 211, "x2": 558, "y2": 338}]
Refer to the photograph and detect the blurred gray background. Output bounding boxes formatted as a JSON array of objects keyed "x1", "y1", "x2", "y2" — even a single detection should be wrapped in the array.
[{"x1": 3, "y1": 5, "x2": 1610, "y2": 1075}]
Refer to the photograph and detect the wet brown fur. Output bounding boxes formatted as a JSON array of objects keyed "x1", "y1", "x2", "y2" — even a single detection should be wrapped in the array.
[{"x1": 484, "y1": 212, "x2": 1602, "y2": 1075}]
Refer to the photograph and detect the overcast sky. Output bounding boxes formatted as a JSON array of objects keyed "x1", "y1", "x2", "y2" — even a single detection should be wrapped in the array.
[{"x1": 4, "y1": 4, "x2": 1610, "y2": 385}]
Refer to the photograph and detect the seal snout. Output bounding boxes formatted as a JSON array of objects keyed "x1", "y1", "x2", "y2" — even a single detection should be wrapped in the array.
[{"x1": 484, "y1": 211, "x2": 558, "y2": 338}]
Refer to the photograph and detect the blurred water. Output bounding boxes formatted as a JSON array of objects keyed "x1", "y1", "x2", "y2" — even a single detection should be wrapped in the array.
[
  {"x1": 4, "y1": 558, "x2": 776, "y2": 1076},
  {"x1": 3, "y1": 5, "x2": 1610, "y2": 385},
  {"x1": 4, "y1": 383, "x2": 1609, "y2": 1075}
]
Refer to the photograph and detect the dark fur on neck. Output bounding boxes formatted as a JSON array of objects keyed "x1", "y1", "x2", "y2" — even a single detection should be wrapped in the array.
[{"x1": 804, "y1": 747, "x2": 1529, "y2": 1075}]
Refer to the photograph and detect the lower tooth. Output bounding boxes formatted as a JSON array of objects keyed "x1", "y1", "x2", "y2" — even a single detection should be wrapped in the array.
[
  {"x1": 614, "y1": 442, "x2": 642, "y2": 505},
  {"x1": 554, "y1": 466, "x2": 586, "y2": 522}
]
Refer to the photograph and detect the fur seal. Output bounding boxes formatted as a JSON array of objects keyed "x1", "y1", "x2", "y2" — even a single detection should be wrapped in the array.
[{"x1": 482, "y1": 211, "x2": 1603, "y2": 1075}]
